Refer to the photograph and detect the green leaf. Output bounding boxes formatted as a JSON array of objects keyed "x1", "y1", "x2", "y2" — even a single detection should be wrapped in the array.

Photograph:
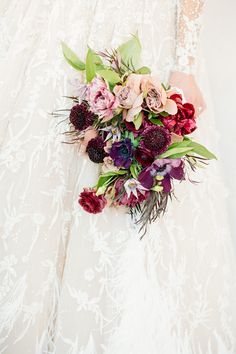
[
  {"x1": 96, "y1": 69, "x2": 121, "y2": 85},
  {"x1": 117, "y1": 34, "x2": 141, "y2": 69},
  {"x1": 86, "y1": 48, "x2": 96, "y2": 82},
  {"x1": 96, "y1": 185, "x2": 108, "y2": 196},
  {"x1": 61, "y1": 41, "x2": 85, "y2": 71},
  {"x1": 158, "y1": 147, "x2": 194, "y2": 158},
  {"x1": 133, "y1": 112, "x2": 143, "y2": 130},
  {"x1": 189, "y1": 142, "x2": 217, "y2": 160},
  {"x1": 149, "y1": 118, "x2": 164, "y2": 126},
  {"x1": 96, "y1": 170, "x2": 127, "y2": 189},
  {"x1": 136, "y1": 66, "x2": 151, "y2": 74},
  {"x1": 159, "y1": 111, "x2": 169, "y2": 117},
  {"x1": 130, "y1": 164, "x2": 138, "y2": 179},
  {"x1": 168, "y1": 140, "x2": 192, "y2": 149}
]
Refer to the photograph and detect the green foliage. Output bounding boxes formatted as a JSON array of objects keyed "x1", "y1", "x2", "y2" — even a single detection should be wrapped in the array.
[
  {"x1": 159, "y1": 139, "x2": 217, "y2": 159},
  {"x1": 96, "y1": 170, "x2": 127, "y2": 190},
  {"x1": 149, "y1": 117, "x2": 164, "y2": 126},
  {"x1": 117, "y1": 34, "x2": 142, "y2": 70},
  {"x1": 61, "y1": 41, "x2": 85, "y2": 71},
  {"x1": 96, "y1": 69, "x2": 121, "y2": 85},
  {"x1": 159, "y1": 147, "x2": 194, "y2": 159},
  {"x1": 188, "y1": 142, "x2": 217, "y2": 160},
  {"x1": 133, "y1": 112, "x2": 143, "y2": 130},
  {"x1": 136, "y1": 66, "x2": 151, "y2": 74}
]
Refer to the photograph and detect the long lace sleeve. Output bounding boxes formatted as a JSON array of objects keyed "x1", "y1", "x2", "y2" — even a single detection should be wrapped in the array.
[{"x1": 174, "y1": 0, "x2": 205, "y2": 74}]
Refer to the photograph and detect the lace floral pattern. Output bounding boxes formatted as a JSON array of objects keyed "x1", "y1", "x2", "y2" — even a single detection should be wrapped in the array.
[{"x1": 0, "y1": 1, "x2": 236, "y2": 353}]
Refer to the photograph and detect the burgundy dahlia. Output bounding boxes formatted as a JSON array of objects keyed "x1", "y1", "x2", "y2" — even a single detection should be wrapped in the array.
[
  {"x1": 141, "y1": 125, "x2": 171, "y2": 156},
  {"x1": 134, "y1": 142, "x2": 154, "y2": 167},
  {"x1": 86, "y1": 136, "x2": 107, "y2": 163},
  {"x1": 161, "y1": 94, "x2": 196, "y2": 136},
  {"x1": 69, "y1": 102, "x2": 95, "y2": 131},
  {"x1": 78, "y1": 188, "x2": 107, "y2": 214}
]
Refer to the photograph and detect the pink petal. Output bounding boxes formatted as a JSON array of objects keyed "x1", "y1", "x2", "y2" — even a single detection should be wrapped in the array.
[{"x1": 164, "y1": 99, "x2": 178, "y2": 115}]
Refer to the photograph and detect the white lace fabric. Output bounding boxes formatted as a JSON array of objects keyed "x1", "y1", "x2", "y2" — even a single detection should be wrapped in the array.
[
  {"x1": 174, "y1": 0, "x2": 204, "y2": 74},
  {"x1": 0, "y1": 1, "x2": 236, "y2": 354}
]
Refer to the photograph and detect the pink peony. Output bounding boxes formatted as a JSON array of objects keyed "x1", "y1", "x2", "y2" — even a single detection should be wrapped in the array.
[{"x1": 87, "y1": 77, "x2": 119, "y2": 122}]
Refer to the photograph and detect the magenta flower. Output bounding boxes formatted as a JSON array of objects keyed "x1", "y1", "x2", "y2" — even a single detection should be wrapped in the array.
[
  {"x1": 87, "y1": 77, "x2": 119, "y2": 122},
  {"x1": 138, "y1": 158, "x2": 184, "y2": 192}
]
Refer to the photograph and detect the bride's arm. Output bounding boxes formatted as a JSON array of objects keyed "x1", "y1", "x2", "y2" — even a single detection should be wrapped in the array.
[{"x1": 169, "y1": 0, "x2": 206, "y2": 114}]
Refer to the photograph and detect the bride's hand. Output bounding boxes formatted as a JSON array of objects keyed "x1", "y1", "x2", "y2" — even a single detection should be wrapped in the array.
[{"x1": 169, "y1": 71, "x2": 206, "y2": 115}]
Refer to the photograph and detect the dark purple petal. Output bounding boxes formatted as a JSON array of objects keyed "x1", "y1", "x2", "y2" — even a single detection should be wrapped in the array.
[
  {"x1": 162, "y1": 176, "x2": 172, "y2": 193},
  {"x1": 169, "y1": 165, "x2": 184, "y2": 180},
  {"x1": 138, "y1": 168, "x2": 154, "y2": 189}
]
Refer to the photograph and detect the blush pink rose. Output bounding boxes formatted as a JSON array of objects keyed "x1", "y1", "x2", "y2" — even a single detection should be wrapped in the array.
[
  {"x1": 87, "y1": 77, "x2": 119, "y2": 122},
  {"x1": 141, "y1": 76, "x2": 177, "y2": 115}
]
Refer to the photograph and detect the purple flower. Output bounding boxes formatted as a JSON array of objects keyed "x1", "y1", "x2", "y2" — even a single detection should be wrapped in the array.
[
  {"x1": 109, "y1": 138, "x2": 133, "y2": 169},
  {"x1": 138, "y1": 158, "x2": 184, "y2": 192}
]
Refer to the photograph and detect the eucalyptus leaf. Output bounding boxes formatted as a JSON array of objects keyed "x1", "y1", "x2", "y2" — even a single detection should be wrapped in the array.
[{"x1": 61, "y1": 41, "x2": 85, "y2": 71}]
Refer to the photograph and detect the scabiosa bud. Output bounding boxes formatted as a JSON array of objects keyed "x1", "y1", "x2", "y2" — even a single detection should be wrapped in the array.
[
  {"x1": 86, "y1": 136, "x2": 107, "y2": 163},
  {"x1": 69, "y1": 102, "x2": 96, "y2": 131},
  {"x1": 141, "y1": 125, "x2": 171, "y2": 156}
]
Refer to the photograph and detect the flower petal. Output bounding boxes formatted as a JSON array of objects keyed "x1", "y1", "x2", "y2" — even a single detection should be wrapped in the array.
[
  {"x1": 164, "y1": 98, "x2": 178, "y2": 115},
  {"x1": 162, "y1": 176, "x2": 172, "y2": 193}
]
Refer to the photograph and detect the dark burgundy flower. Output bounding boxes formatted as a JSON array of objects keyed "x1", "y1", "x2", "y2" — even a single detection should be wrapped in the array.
[
  {"x1": 138, "y1": 158, "x2": 184, "y2": 192},
  {"x1": 78, "y1": 188, "x2": 107, "y2": 214},
  {"x1": 109, "y1": 138, "x2": 133, "y2": 168},
  {"x1": 114, "y1": 178, "x2": 150, "y2": 207},
  {"x1": 86, "y1": 136, "x2": 107, "y2": 163},
  {"x1": 124, "y1": 112, "x2": 151, "y2": 137},
  {"x1": 141, "y1": 125, "x2": 171, "y2": 156},
  {"x1": 134, "y1": 142, "x2": 154, "y2": 167},
  {"x1": 69, "y1": 102, "x2": 96, "y2": 131},
  {"x1": 162, "y1": 94, "x2": 196, "y2": 136}
]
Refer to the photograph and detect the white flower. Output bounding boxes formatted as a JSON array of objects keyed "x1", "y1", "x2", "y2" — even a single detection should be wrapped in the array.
[{"x1": 124, "y1": 178, "x2": 148, "y2": 198}]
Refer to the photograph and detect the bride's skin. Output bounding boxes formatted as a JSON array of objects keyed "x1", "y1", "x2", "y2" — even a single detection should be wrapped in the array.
[{"x1": 169, "y1": 71, "x2": 206, "y2": 115}]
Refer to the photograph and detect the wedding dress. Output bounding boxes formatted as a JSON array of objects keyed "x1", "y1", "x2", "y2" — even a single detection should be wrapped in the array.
[{"x1": 0, "y1": 0, "x2": 236, "y2": 353}]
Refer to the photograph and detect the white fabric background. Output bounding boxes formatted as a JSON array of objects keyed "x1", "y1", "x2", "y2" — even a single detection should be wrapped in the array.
[{"x1": 203, "y1": 0, "x2": 236, "y2": 244}]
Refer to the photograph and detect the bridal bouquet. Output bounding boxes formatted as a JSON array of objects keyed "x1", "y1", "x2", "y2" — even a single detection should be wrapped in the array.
[{"x1": 58, "y1": 35, "x2": 216, "y2": 237}]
